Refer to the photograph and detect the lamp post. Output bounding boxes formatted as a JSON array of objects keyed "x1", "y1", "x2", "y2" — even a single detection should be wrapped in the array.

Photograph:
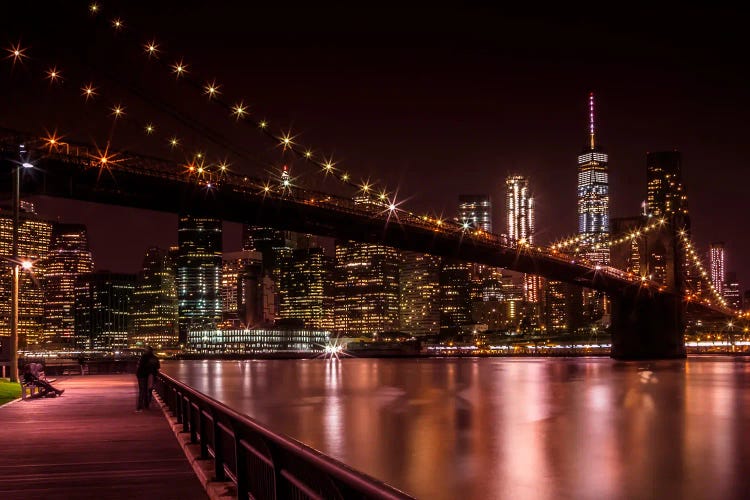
[{"x1": 8, "y1": 146, "x2": 34, "y2": 383}]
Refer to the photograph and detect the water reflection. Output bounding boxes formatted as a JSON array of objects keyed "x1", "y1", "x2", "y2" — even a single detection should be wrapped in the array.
[{"x1": 163, "y1": 357, "x2": 750, "y2": 499}]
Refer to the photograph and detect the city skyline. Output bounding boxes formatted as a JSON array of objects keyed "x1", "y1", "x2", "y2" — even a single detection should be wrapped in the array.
[{"x1": 1, "y1": 4, "x2": 749, "y2": 289}]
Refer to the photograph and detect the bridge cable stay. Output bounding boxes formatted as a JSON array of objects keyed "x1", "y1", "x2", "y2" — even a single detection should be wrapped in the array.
[
  {"x1": 2, "y1": 29, "x2": 288, "y2": 185},
  {"x1": 677, "y1": 230, "x2": 734, "y2": 312},
  {"x1": 83, "y1": 5, "x2": 387, "y2": 199}
]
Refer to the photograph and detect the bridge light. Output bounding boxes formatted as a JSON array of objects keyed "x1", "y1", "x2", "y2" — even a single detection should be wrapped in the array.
[
  {"x1": 112, "y1": 18, "x2": 123, "y2": 30},
  {"x1": 279, "y1": 132, "x2": 295, "y2": 150},
  {"x1": 145, "y1": 40, "x2": 159, "y2": 57},
  {"x1": 218, "y1": 162, "x2": 228, "y2": 171},
  {"x1": 388, "y1": 203, "x2": 397, "y2": 212},
  {"x1": 360, "y1": 182, "x2": 371, "y2": 193},
  {"x1": 81, "y1": 84, "x2": 97, "y2": 101},
  {"x1": 259, "y1": 120, "x2": 268, "y2": 129},
  {"x1": 111, "y1": 105, "x2": 125, "y2": 118},
  {"x1": 462, "y1": 222, "x2": 470, "y2": 230},
  {"x1": 304, "y1": 149, "x2": 313, "y2": 158},
  {"x1": 6, "y1": 42, "x2": 28, "y2": 65},
  {"x1": 89, "y1": 3, "x2": 99, "y2": 14},
  {"x1": 172, "y1": 59, "x2": 188, "y2": 77},
  {"x1": 46, "y1": 66, "x2": 62, "y2": 84},
  {"x1": 232, "y1": 101, "x2": 248, "y2": 119},
  {"x1": 145, "y1": 123, "x2": 155, "y2": 134},
  {"x1": 204, "y1": 80, "x2": 221, "y2": 98},
  {"x1": 341, "y1": 173, "x2": 349, "y2": 181},
  {"x1": 169, "y1": 137, "x2": 179, "y2": 148}
]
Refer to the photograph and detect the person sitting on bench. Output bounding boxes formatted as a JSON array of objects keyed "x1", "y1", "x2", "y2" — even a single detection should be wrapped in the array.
[{"x1": 23, "y1": 364, "x2": 64, "y2": 397}]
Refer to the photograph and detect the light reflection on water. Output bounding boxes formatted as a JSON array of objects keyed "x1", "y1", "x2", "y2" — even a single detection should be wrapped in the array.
[{"x1": 163, "y1": 357, "x2": 750, "y2": 499}]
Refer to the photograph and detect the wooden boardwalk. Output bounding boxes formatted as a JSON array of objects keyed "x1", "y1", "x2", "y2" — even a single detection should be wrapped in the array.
[{"x1": 0, "y1": 374, "x2": 207, "y2": 500}]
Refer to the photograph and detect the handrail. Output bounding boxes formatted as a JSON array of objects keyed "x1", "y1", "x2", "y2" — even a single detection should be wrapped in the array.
[{"x1": 154, "y1": 371, "x2": 414, "y2": 500}]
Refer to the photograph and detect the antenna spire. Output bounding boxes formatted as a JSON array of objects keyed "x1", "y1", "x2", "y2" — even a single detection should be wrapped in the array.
[{"x1": 589, "y1": 92, "x2": 596, "y2": 150}]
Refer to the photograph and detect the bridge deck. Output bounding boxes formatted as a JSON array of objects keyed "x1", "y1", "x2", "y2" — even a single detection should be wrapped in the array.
[{"x1": 0, "y1": 374, "x2": 206, "y2": 500}]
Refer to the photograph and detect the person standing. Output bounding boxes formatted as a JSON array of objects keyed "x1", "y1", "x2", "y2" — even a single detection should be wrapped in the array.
[{"x1": 135, "y1": 346, "x2": 160, "y2": 412}]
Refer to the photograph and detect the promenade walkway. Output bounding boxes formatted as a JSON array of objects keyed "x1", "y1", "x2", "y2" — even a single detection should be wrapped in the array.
[{"x1": 0, "y1": 374, "x2": 207, "y2": 500}]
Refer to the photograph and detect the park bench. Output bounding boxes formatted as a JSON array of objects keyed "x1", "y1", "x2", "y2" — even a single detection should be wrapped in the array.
[{"x1": 20, "y1": 380, "x2": 42, "y2": 400}]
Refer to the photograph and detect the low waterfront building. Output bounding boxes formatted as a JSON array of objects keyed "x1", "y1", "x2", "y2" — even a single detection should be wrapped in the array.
[{"x1": 187, "y1": 327, "x2": 329, "y2": 354}]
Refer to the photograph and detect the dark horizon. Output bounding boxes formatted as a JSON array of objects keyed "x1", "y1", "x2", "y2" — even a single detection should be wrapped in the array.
[{"x1": 2, "y1": 2, "x2": 748, "y2": 287}]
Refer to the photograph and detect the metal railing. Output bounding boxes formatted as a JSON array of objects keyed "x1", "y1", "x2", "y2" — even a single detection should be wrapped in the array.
[{"x1": 154, "y1": 372, "x2": 414, "y2": 500}]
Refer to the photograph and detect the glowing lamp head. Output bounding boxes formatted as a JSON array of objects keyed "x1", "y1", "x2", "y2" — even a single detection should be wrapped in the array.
[
  {"x1": 21, "y1": 260, "x2": 33, "y2": 270},
  {"x1": 22, "y1": 162, "x2": 33, "y2": 169},
  {"x1": 388, "y1": 203, "x2": 396, "y2": 211}
]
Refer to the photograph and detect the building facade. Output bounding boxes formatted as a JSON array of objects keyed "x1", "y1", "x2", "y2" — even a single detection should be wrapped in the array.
[
  {"x1": 334, "y1": 241, "x2": 400, "y2": 336},
  {"x1": 74, "y1": 271, "x2": 136, "y2": 350},
  {"x1": 188, "y1": 327, "x2": 329, "y2": 354},
  {"x1": 130, "y1": 247, "x2": 179, "y2": 349},
  {"x1": 723, "y1": 272, "x2": 742, "y2": 310},
  {"x1": 176, "y1": 216, "x2": 222, "y2": 343},
  {"x1": 42, "y1": 223, "x2": 95, "y2": 348},
  {"x1": 278, "y1": 247, "x2": 334, "y2": 331},
  {"x1": 709, "y1": 242, "x2": 725, "y2": 297},
  {"x1": 646, "y1": 151, "x2": 689, "y2": 220},
  {"x1": 577, "y1": 93, "x2": 610, "y2": 264},
  {"x1": 0, "y1": 204, "x2": 52, "y2": 350},
  {"x1": 399, "y1": 251, "x2": 441, "y2": 335},
  {"x1": 458, "y1": 195, "x2": 492, "y2": 232}
]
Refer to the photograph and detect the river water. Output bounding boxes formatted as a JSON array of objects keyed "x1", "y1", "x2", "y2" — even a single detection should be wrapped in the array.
[{"x1": 162, "y1": 357, "x2": 750, "y2": 499}]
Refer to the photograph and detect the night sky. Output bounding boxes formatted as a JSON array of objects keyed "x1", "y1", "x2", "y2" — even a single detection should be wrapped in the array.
[{"x1": 2, "y1": 3, "x2": 748, "y2": 288}]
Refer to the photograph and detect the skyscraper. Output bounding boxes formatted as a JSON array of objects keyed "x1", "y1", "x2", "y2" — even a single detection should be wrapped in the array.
[
  {"x1": 334, "y1": 241, "x2": 400, "y2": 337},
  {"x1": 130, "y1": 247, "x2": 179, "y2": 349},
  {"x1": 723, "y1": 272, "x2": 741, "y2": 310},
  {"x1": 505, "y1": 174, "x2": 541, "y2": 310},
  {"x1": 710, "y1": 242, "x2": 725, "y2": 296},
  {"x1": 43, "y1": 223, "x2": 95, "y2": 348},
  {"x1": 0, "y1": 204, "x2": 52, "y2": 350},
  {"x1": 439, "y1": 261, "x2": 472, "y2": 330},
  {"x1": 506, "y1": 176, "x2": 534, "y2": 243},
  {"x1": 458, "y1": 195, "x2": 492, "y2": 232},
  {"x1": 176, "y1": 216, "x2": 222, "y2": 343},
  {"x1": 577, "y1": 92, "x2": 610, "y2": 264},
  {"x1": 400, "y1": 251, "x2": 441, "y2": 335},
  {"x1": 279, "y1": 247, "x2": 334, "y2": 330},
  {"x1": 221, "y1": 250, "x2": 263, "y2": 326},
  {"x1": 646, "y1": 151, "x2": 689, "y2": 220},
  {"x1": 74, "y1": 271, "x2": 136, "y2": 350}
]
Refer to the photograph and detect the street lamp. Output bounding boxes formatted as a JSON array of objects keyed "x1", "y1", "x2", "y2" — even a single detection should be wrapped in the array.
[{"x1": 8, "y1": 146, "x2": 34, "y2": 383}]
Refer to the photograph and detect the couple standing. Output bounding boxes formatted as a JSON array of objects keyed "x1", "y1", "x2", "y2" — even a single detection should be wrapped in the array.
[{"x1": 136, "y1": 346, "x2": 160, "y2": 412}]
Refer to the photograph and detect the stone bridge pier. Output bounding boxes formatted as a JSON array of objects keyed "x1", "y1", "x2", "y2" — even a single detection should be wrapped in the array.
[
  {"x1": 609, "y1": 214, "x2": 688, "y2": 359},
  {"x1": 610, "y1": 290, "x2": 686, "y2": 359}
]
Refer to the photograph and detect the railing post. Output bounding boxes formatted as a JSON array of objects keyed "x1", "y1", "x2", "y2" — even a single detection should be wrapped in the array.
[
  {"x1": 234, "y1": 429, "x2": 247, "y2": 500},
  {"x1": 213, "y1": 414, "x2": 226, "y2": 481},
  {"x1": 190, "y1": 403, "x2": 198, "y2": 443},
  {"x1": 175, "y1": 390, "x2": 183, "y2": 424},
  {"x1": 182, "y1": 396, "x2": 190, "y2": 433},
  {"x1": 200, "y1": 410, "x2": 209, "y2": 459}
]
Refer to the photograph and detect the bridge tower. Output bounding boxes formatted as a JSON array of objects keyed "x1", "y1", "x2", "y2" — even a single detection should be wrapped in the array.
[{"x1": 609, "y1": 214, "x2": 688, "y2": 359}]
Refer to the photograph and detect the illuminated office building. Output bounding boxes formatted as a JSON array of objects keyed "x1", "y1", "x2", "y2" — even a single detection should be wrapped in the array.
[
  {"x1": 400, "y1": 251, "x2": 441, "y2": 335},
  {"x1": 439, "y1": 260, "x2": 472, "y2": 330},
  {"x1": 0, "y1": 204, "x2": 53, "y2": 350},
  {"x1": 43, "y1": 223, "x2": 95, "y2": 348},
  {"x1": 710, "y1": 242, "x2": 725, "y2": 297},
  {"x1": 505, "y1": 174, "x2": 540, "y2": 308},
  {"x1": 577, "y1": 93, "x2": 610, "y2": 264},
  {"x1": 723, "y1": 272, "x2": 741, "y2": 310},
  {"x1": 278, "y1": 247, "x2": 334, "y2": 330},
  {"x1": 458, "y1": 195, "x2": 492, "y2": 232},
  {"x1": 543, "y1": 281, "x2": 583, "y2": 334},
  {"x1": 176, "y1": 216, "x2": 222, "y2": 343},
  {"x1": 646, "y1": 151, "x2": 689, "y2": 220},
  {"x1": 506, "y1": 176, "x2": 534, "y2": 243},
  {"x1": 130, "y1": 247, "x2": 179, "y2": 349},
  {"x1": 221, "y1": 250, "x2": 263, "y2": 327},
  {"x1": 74, "y1": 271, "x2": 135, "y2": 350},
  {"x1": 334, "y1": 241, "x2": 399, "y2": 336}
]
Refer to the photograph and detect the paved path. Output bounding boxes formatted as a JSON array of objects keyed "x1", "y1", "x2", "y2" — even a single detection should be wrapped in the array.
[{"x1": 0, "y1": 375, "x2": 207, "y2": 500}]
